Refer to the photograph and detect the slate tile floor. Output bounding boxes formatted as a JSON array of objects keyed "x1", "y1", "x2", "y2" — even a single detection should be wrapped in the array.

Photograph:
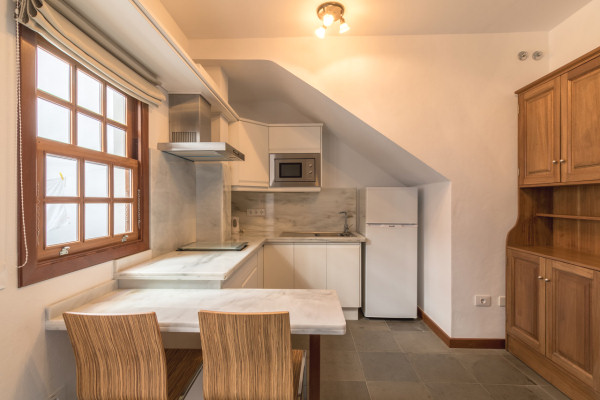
[{"x1": 292, "y1": 317, "x2": 571, "y2": 400}]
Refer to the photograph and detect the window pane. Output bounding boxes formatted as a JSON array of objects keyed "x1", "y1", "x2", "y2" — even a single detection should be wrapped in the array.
[
  {"x1": 46, "y1": 203, "x2": 78, "y2": 246},
  {"x1": 37, "y1": 98, "x2": 71, "y2": 143},
  {"x1": 113, "y1": 167, "x2": 132, "y2": 198},
  {"x1": 114, "y1": 203, "x2": 132, "y2": 235},
  {"x1": 106, "y1": 87, "x2": 126, "y2": 124},
  {"x1": 77, "y1": 113, "x2": 102, "y2": 151},
  {"x1": 37, "y1": 47, "x2": 70, "y2": 101},
  {"x1": 77, "y1": 70, "x2": 101, "y2": 114},
  {"x1": 107, "y1": 125, "x2": 126, "y2": 156},
  {"x1": 85, "y1": 162, "x2": 108, "y2": 197},
  {"x1": 85, "y1": 203, "x2": 108, "y2": 239},
  {"x1": 46, "y1": 155, "x2": 78, "y2": 197}
]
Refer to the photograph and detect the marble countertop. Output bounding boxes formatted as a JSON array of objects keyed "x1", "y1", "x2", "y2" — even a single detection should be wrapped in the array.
[
  {"x1": 117, "y1": 232, "x2": 365, "y2": 282},
  {"x1": 46, "y1": 287, "x2": 346, "y2": 335}
]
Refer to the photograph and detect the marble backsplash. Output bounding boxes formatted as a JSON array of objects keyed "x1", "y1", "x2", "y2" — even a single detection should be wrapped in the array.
[
  {"x1": 196, "y1": 163, "x2": 232, "y2": 242},
  {"x1": 231, "y1": 188, "x2": 357, "y2": 234}
]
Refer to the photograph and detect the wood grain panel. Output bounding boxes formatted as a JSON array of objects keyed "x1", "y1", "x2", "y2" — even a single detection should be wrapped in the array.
[
  {"x1": 562, "y1": 56, "x2": 600, "y2": 182},
  {"x1": 546, "y1": 261, "x2": 595, "y2": 387}
]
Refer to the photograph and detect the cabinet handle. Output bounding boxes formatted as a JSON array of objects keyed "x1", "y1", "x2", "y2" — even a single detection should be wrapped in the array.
[
  {"x1": 544, "y1": 278, "x2": 551, "y2": 282},
  {"x1": 559, "y1": 159, "x2": 565, "y2": 163},
  {"x1": 552, "y1": 160, "x2": 558, "y2": 164},
  {"x1": 537, "y1": 275, "x2": 543, "y2": 279}
]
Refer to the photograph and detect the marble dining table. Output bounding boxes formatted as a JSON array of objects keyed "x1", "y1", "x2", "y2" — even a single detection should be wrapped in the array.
[{"x1": 46, "y1": 284, "x2": 347, "y2": 400}]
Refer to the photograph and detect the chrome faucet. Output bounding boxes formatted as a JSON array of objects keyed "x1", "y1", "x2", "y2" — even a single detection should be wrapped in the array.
[{"x1": 339, "y1": 211, "x2": 351, "y2": 235}]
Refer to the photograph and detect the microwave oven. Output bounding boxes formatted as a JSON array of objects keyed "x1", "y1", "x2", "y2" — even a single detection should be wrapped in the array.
[{"x1": 269, "y1": 153, "x2": 321, "y2": 188}]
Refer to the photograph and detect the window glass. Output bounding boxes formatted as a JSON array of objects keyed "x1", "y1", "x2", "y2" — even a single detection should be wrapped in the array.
[
  {"x1": 107, "y1": 125, "x2": 126, "y2": 157},
  {"x1": 84, "y1": 162, "x2": 108, "y2": 198},
  {"x1": 77, "y1": 113, "x2": 102, "y2": 151},
  {"x1": 113, "y1": 167, "x2": 132, "y2": 198},
  {"x1": 77, "y1": 70, "x2": 102, "y2": 114},
  {"x1": 37, "y1": 98, "x2": 71, "y2": 143},
  {"x1": 46, "y1": 203, "x2": 78, "y2": 246},
  {"x1": 46, "y1": 155, "x2": 78, "y2": 197},
  {"x1": 114, "y1": 203, "x2": 132, "y2": 235},
  {"x1": 36, "y1": 47, "x2": 70, "y2": 101},
  {"x1": 106, "y1": 87, "x2": 126, "y2": 124},
  {"x1": 85, "y1": 203, "x2": 109, "y2": 239}
]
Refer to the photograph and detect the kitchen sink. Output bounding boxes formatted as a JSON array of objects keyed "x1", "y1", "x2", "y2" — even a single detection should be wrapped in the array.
[{"x1": 280, "y1": 231, "x2": 355, "y2": 238}]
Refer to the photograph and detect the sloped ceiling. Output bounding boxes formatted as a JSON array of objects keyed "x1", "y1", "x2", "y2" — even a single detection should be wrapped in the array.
[{"x1": 199, "y1": 59, "x2": 446, "y2": 186}]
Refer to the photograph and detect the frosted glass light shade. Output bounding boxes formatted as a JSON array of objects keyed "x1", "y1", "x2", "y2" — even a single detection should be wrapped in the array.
[{"x1": 315, "y1": 26, "x2": 326, "y2": 38}]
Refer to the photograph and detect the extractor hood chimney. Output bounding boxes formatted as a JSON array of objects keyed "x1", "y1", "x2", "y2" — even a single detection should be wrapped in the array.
[{"x1": 157, "y1": 94, "x2": 244, "y2": 162}]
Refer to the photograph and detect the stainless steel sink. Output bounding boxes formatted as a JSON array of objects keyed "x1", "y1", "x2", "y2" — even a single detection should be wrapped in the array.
[{"x1": 280, "y1": 231, "x2": 355, "y2": 238}]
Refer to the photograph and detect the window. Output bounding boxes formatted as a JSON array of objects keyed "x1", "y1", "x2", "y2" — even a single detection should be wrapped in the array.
[{"x1": 18, "y1": 28, "x2": 149, "y2": 287}]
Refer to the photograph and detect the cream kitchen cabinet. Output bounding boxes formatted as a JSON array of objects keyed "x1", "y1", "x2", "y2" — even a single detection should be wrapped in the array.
[
  {"x1": 222, "y1": 253, "x2": 259, "y2": 289},
  {"x1": 263, "y1": 243, "x2": 361, "y2": 316},
  {"x1": 268, "y1": 124, "x2": 322, "y2": 154},
  {"x1": 229, "y1": 119, "x2": 269, "y2": 189}
]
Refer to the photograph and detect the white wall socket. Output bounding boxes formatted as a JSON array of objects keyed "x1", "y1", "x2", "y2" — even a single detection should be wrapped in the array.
[
  {"x1": 474, "y1": 295, "x2": 492, "y2": 307},
  {"x1": 246, "y1": 208, "x2": 265, "y2": 217},
  {"x1": 498, "y1": 296, "x2": 506, "y2": 307}
]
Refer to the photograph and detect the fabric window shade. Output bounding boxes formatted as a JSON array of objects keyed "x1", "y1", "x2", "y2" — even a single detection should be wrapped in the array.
[{"x1": 17, "y1": 0, "x2": 165, "y2": 106}]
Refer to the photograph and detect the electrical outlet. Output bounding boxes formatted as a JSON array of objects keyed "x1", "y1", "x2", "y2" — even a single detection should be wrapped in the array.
[
  {"x1": 246, "y1": 208, "x2": 265, "y2": 217},
  {"x1": 498, "y1": 296, "x2": 506, "y2": 307},
  {"x1": 474, "y1": 295, "x2": 492, "y2": 307},
  {"x1": 48, "y1": 386, "x2": 66, "y2": 400}
]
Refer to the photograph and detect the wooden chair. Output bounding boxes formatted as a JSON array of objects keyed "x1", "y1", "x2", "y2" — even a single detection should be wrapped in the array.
[
  {"x1": 198, "y1": 311, "x2": 306, "y2": 400},
  {"x1": 63, "y1": 312, "x2": 203, "y2": 400}
]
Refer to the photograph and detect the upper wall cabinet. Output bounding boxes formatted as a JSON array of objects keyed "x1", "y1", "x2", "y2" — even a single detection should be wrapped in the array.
[
  {"x1": 519, "y1": 57, "x2": 600, "y2": 186},
  {"x1": 229, "y1": 120, "x2": 269, "y2": 188},
  {"x1": 269, "y1": 125, "x2": 322, "y2": 154}
]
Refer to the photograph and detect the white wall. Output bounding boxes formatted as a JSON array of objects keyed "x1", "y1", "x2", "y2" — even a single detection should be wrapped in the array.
[
  {"x1": 188, "y1": 32, "x2": 548, "y2": 338},
  {"x1": 549, "y1": 0, "x2": 600, "y2": 69},
  {"x1": 418, "y1": 182, "x2": 452, "y2": 334}
]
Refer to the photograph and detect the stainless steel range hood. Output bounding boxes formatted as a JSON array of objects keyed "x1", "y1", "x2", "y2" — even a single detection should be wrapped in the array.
[{"x1": 157, "y1": 94, "x2": 244, "y2": 162}]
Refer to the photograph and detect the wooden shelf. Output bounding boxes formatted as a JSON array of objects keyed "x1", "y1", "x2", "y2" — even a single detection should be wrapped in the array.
[
  {"x1": 507, "y1": 245, "x2": 600, "y2": 272},
  {"x1": 536, "y1": 213, "x2": 600, "y2": 221}
]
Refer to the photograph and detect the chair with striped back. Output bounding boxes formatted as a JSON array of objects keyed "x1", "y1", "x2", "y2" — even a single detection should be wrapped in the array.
[
  {"x1": 63, "y1": 312, "x2": 203, "y2": 400},
  {"x1": 198, "y1": 311, "x2": 306, "y2": 400}
]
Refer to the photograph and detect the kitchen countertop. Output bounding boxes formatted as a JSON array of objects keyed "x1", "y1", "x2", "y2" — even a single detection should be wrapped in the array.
[
  {"x1": 116, "y1": 232, "x2": 365, "y2": 283},
  {"x1": 45, "y1": 285, "x2": 346, "y2": 335}
]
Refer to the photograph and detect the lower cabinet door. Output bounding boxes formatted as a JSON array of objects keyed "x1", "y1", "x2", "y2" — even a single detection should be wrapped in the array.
[
  {"x1": 326, "y1": 244, "x2": 360, "y2": 307},
  {"x1": 545, "y1": 260, "x2": 598, "y2": 388},
  {"x1": 506, "y1": 249, "x2": 546, "y2": 354},
  {"x1": 263, "y1": 244, "x2": 294, "y2": 289},
  {"x1": 293, "y1": 244, "x2": 326, "y2": 289}
]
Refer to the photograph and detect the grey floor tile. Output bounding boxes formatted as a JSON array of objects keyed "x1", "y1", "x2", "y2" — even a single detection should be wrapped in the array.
[
  {"x1": 320, "y1": 381, "x2": 371, "y2": 400},
  {"x1": 321, "y1": 351, "x2": 365, "y2": 381},
  {"x1": 348, "y1": 318, "x2": 390, "y2": 332},
  {"x1": 393, "y1": 331, "x2": 450, "y2": 353},
  {"x1": 503, "y1": 353, "x2": 550, "y2": 386},
  {"x1": 352, "y1": 329, "x2": 402, "y2": 352},
  {"x1": 539, "y1": 385, "x2": 571, "y2": 400},
  {"x1": 450, "y1": 348, "x2": 509, "y2": 356},
  {"x1": 456, "y1": 354, "x2": 534, "y2": 385},
  {"x1": 368, "y1": 381, "x2": 433, "y2": 400},
  {"x1": 386, "y1": 319, "x2": 431, "y2": 332},
  {"x1": 322, "y1": 331, "x2": 356, "y2": 352},
  {"x1": 359, "y1": 352, "x2": 419, "y2": 382},
  {"x1": 483, "y1": 384, "x2": 554, "y2": 400},
  {"x1": 426, "y1": 383, "x2": 493, "y2": 400},
  {"x1": 409, "y1": 353, "x2": 477, "y2": 383}
]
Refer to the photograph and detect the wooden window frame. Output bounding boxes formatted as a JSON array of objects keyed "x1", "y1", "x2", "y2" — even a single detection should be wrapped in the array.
[{"x1": 18, "y1": 27, "x2": 149, "y2": 287}]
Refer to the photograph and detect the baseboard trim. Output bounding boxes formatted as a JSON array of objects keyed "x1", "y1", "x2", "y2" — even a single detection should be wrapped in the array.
[{"x1": 417, "y1": 307, "x2": 506, "y2": 349}]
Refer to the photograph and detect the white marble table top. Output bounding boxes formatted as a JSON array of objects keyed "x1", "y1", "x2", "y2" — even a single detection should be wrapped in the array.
[
  {"x1": 46, "y1": 288, "x2": 346, "y2": 335},
  {"x1": 116, "y1": 233, "x2": 364, "y2": 282}
]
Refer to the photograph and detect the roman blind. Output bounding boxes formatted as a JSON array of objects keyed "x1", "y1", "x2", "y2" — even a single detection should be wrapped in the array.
[{"x1": 16, "y1": 0, "x2": 165, "y2": 106}]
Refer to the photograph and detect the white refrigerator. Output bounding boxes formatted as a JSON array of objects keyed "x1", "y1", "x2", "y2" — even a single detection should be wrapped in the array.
[{"x1": 359, "y1": 187, "x2": 418, "y2": 318}]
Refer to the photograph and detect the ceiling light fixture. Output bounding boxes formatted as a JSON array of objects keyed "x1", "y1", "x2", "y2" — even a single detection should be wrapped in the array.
[{"x1": 315, "y1": 2, "x2": 350, "y2": 38}]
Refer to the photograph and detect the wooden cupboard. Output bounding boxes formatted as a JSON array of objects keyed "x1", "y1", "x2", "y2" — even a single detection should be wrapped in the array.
[{"x1": 508, "y1": 46, "x2": 600, "y2": 400}]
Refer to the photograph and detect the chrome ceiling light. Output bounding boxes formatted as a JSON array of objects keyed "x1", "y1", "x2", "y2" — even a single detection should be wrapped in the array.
[{"x1": 315, "y1": 2, "x2": 350, "y2": 38}]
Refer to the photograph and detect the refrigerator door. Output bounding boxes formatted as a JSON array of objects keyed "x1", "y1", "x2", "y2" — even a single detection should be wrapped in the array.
[
  {"x1": 363, "y1": 224, "x2": 417, "y2": 318},
  {"x1": 365, "y1": 187, "x2": 418, "y2": 224}
]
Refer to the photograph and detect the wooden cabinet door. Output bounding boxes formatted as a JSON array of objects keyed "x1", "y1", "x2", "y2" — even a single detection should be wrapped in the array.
[
  {"x1": 293, "y1": 244, "x2": 327, "y2": 289},
  {"x1": 230, "y1": 121, "x2": 269, "y2": 188},
  {"x1": 326, "y1": 244, "x2": 361, "y2": 308},
  {"x1": 561, "y1": 57, "x2": 600, "y2": 183},
  {"x1": 520, "y1": 78, "x2": 561, "y2": 185},
  {"x1": 506, "y1": 250, "x2": 546, "y2": 354},
  {"x1": 263, "y1": 244, "x2": 294, "y2": 289},
  {"x1": 545, "y1": 260, "x2": 598, "y2": 388}
]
